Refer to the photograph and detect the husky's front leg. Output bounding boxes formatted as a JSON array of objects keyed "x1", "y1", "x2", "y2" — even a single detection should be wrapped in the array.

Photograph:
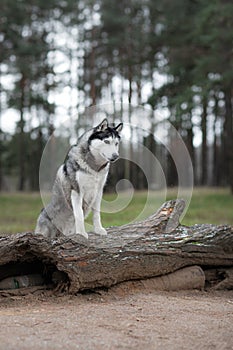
[
  {"x1": 92, "y1": 192, "x2": 107, "y2": 236},
  {"x1": 71, "y1": 190, "x2": 88, "y2": 239}
]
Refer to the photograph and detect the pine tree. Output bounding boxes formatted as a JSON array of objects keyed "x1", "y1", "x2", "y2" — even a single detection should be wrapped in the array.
[{"x1": 0, "y1": 0, "x2": 75, "y2": 190}]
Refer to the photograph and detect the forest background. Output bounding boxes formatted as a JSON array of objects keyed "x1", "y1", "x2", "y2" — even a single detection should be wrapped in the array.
[{"x1": 0, "y1": 0, "x2": 232, "y2": 195}]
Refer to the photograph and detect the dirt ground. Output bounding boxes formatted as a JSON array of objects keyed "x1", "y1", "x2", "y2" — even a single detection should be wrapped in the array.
[{"x1": 0, "y1": 289, "x2": 233, "y2": 350}]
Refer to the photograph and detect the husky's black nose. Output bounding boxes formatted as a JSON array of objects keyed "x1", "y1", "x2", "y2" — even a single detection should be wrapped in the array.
[{"x1": 110, "y1": 153, "x2": 119, "y2": 162}]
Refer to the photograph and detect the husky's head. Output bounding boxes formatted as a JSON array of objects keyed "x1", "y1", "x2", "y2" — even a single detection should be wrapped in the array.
[{"x1": 88, "y1": 119, "x2": 123, "y2": 163}]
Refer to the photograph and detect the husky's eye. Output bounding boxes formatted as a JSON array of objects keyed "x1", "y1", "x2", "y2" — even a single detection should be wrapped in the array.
[
  {"x1": 115, "y1": 142, "x2": 119, "y2": 146},
  {"x1": 104, "y1": 140, "x2": 110, "y2": 144}
]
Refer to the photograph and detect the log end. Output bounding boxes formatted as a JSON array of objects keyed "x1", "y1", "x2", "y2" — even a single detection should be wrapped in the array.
[{"x1": 144, "y1": 199, "x2": 186, "y2": 234}]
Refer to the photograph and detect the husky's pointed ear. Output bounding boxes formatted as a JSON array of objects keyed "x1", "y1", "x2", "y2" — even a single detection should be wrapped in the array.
[
  {"x1": 115, "y1": 123, "x2": 123, "y2": 133},
  {"x1": 95, "y1": 118, "x2": 108, "y2": 132}
]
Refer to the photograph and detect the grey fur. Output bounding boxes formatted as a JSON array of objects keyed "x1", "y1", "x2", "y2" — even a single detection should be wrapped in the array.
[{"x1": 35, "y1": 119, "x2": 122, "y2": 239}]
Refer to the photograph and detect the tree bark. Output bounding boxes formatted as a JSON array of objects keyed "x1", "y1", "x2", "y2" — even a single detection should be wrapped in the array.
[{"x1": 0, "y1": 199, "x2": 233, "y2": 294}]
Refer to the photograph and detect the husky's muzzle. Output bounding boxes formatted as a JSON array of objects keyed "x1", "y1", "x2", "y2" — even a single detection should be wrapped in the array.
[{"x1": 110, "y1": 153, "x2": 119, "y2": 162}]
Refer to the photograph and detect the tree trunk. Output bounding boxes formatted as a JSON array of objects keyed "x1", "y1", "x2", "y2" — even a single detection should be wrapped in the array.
[
  {"x1": 223, "y1": 85, "x2": 233, "y2": 193},
  {"x1": 201, "y1": 98, "x2": 208, "y2": 185},
  {"x1": 186, "y1": 115, "x2": 196, "y2": 183},
  {"x1": 90, "y1": 27, "x2": 96, "y2": 106},
  {"x1": 0, "y1": 65, "x2": 3, "y2": 191},
  {"x1": 18, "y1": 75, "x2": 26, "y2": 191},
  {"x1": 0, "y1": 199, "x2": 233, "y2": 295},
  {"x1": 212, "y1": 99, "x2": 220, "y2": 187}
]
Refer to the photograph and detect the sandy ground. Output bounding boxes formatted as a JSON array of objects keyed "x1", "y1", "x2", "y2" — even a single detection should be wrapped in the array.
[{"x1": 0, "y1": 289, "x2": 233, "y2": 350}]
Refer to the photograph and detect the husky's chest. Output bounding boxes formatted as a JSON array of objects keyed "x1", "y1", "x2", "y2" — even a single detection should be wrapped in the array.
[{"x1": 76, "y1": 170, "x2": 107, "y2": 204}]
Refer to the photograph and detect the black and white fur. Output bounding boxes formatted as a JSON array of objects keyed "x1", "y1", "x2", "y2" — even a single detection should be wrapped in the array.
[{"x1": 35, "y1": 119, "x2": 123, "y2": 239}]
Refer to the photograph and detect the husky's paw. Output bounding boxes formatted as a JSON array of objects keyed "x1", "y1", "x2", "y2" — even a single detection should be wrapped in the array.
[
  {"x1": 94, "y1": 227, "x2": 107, "y2": 236},
  {"x1": 77, "y1": 231, "x2": 89, "y2": 239}
]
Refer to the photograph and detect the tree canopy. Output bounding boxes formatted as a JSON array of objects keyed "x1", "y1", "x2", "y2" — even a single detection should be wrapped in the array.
[{"x1": 0, "y1": 0, "x2": 232, "y2": 192}]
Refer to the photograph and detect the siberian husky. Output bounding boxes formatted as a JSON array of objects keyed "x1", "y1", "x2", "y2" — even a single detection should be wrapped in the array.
[{"x1": 35, "y1": 119, "x2": 123, "y2": 239}]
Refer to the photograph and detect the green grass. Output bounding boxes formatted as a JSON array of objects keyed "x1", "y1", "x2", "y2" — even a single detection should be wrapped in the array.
[
  {"x1": 179, "y1": 188, "x2": 233, "y2": 226},
  {"x1": 0, "y1": 188, "x2": 233, "y2": 235},
  {"x1": 0, "y1": 193, "x2": 43, "y2": 234}
]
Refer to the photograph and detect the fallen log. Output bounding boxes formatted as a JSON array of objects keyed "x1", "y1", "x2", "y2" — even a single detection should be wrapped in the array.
[
  {"x1": 0, "y1": 199, "x2": 233, "y2": 295},
  {"x1": 109, "y1": 265, "x2": 206, "y2": 294}
]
